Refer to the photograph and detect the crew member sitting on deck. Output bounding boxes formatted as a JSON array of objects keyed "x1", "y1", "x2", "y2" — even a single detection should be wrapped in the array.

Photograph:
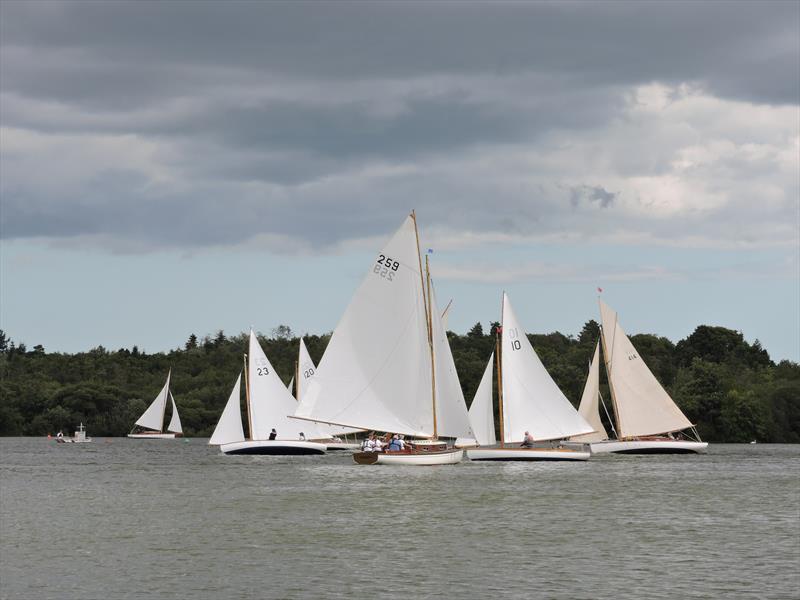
[
  {"x1": 388, "y1": 434, "x2": 403, "y2": 451},
  {"x1": 521, "y1": 431, "x2": 535, "y2": 448},
  {"x1": 269, "y1": 428, "x2": 277, "y2": 440}
]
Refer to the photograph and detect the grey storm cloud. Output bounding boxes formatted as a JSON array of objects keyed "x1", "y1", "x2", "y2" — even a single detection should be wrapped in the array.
[{"x1": 0, "y1": 0, "x2": 798, "y2": 251}]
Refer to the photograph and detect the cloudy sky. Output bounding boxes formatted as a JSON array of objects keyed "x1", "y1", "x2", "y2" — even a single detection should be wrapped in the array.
[{"x1": 1, "y1": 1, "x2": 798, "y2": 361}]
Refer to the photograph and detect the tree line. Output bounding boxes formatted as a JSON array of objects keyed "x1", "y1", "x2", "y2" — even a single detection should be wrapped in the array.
[{"x1": 0, "y1": 323, "x2": 797, "y2": 442}]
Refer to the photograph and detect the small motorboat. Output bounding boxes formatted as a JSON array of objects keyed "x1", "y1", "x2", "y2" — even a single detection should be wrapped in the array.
[{"x1": 56, "y1": 423, "x2": 93, "y2": 444}]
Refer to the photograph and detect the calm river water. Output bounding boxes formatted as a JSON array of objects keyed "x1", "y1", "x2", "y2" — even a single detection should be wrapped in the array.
[{"x1": 1, "y1": 439, "x2": 797, "y2": 599}]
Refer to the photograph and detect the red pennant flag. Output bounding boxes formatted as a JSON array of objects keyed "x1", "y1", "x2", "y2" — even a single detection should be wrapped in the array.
[{"x1": 597, "y1": 287, "x2": 603, "y2": 293}]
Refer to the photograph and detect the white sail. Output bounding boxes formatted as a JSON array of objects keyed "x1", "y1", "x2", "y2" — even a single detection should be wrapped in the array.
[
  {"x1": 209, "y1": 373, "x2": 245, "y2": 445},
  {"x1": 456, "y1": 353, "x2": 497, "y2": 447},
  {"x1": 599, "y1": 300, "x2": 693, "y2": 438},
  {"x1": 501, "y1": 293, "x2": 595, "y2": 442},
  {"x1": 166, "y1": 391, "x2": 183, "y2": 434},
  {"x1": 570, "y1": 342, "x2": 608, "y2": 442},
  {"x1": 430, "y1": 283, "x2": 474, "y2": 439},
  {"x1": 294, "y1": 215, "x2": 435, "y2": 436},
  {"x1": 297, "y1": 338, "x2": 360, "y2": 437},
  {"x1": 135, "y1": 370, "x2": 171, "y2": 431},
  {"x1": 287, "y1": 376, "x2": 294, "y2": 395},
  {"x1": 249, "y1": 331, "x2": 324, "y2": 440}
]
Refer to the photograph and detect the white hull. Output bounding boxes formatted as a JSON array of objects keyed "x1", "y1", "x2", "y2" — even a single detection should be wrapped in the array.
[
  {"x1": 322, "y1": 441, "x2": 361, "y2": 451},
  {"x1": 219, "y1": 440, "x2": 327, "y2": 455},
  {"x1": 127, "y1": 432, "x2": 176, "y2": 439},
  {"x1": 56, "y1": 438, "x2": 93, "y2": 444},
  {"x1": 466, "y1": 447, "x2": 590, "y2": 461},
  {"x1": 589, "y1": 439, "x2": 708, "y2": 454},
  {"x1": 354, "y1": 448, "x2": 463, "y2": 465}
]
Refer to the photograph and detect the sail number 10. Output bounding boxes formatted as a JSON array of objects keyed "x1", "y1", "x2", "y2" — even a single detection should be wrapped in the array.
[
  {"x1": 373, "y1": 254, "x2": 400, "y2": 281},
  {"x1": 507, "y1": 327, "x2": 522, "y2": 351}
]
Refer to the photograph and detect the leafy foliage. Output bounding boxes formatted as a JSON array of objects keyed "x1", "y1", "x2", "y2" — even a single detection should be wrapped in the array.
[{"x1": 0, "y1": 325, "x2": 796, "y2": 441}]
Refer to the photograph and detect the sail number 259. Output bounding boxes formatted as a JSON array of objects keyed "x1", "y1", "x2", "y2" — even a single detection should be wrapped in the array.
[{"x1": 373, "y1": 254, "x2": 399, "y2": 281}]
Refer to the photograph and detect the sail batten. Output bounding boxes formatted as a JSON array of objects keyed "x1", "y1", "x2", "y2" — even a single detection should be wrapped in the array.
[
  {"x1": 501, "y1": 294, "x2": 595, "y2": 442},
  {"x1": 599, "y1": 300, "x2": 693, "y2": 438}
]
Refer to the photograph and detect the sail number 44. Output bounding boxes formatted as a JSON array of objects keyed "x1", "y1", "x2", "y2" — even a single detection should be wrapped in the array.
[{"x1": 374, "y1": 254, "x2": 399, "y2": 281}]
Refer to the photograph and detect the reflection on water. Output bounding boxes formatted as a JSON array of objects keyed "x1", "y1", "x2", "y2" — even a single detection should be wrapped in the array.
[{"x1": 1, "y1": 440, "x2": 798, "y2": 599}]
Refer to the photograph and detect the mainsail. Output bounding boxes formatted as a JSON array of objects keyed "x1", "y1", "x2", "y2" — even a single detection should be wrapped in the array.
[
  {"x1": 456, "y1": 353, "x2": 497, "y2": 447},
  {"x1": 569, "y1": 342, "x2": 608, "y2": 442},
  {"x1": 135, "y1": 370, "x2": 171, "y2": 431},
  {"x1": 209, "y1": 373, "x2": 245, "y2": 446},
  {"x1": 249, "y1": 331, "x2": 325, "y2": 440},
  {"x1": 294, "y1": 214, "x2": 439, "y2": 436},
  {"x1": 599, "y1": 300, "x2": 693, "y2": 438},
  {"x1": 501, "y1": 293, "x2": 595, "y2": 442}
]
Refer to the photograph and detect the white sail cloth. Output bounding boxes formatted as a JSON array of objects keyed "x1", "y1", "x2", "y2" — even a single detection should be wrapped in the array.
[
  {"x1": 294, "y1": 215, "x2": 439, "y2": 437},
  {"x1": 501, "y1": 293, "x2": 595, "y2": 442},
  {"x1": 570, "y1": 342, "x2": 608, "y2": 442},
  {"x1": 135, "y1": 370, "x2": 171, "y2": 431},
  {"x1": 430, "y1": 284, "x2": 475, "y2": 439},
  {"x1": 296, "y1": 338, "x2": 360, "y2": 437},
  {"x1": 249, "y1": 331, "x2": 325, "y2": 440},
  {"x1": 209, "y1": 373, "x2": 245, "y2": 445},
  {"x1": 167, "y1": 391, "x2": 183, "y2": 434},
  {"x1": 599, "y1": 300, "x2": 693, "y2": 438},
  {"x1": 456, "y1": 353, "x2": 497, "y2": 447}
]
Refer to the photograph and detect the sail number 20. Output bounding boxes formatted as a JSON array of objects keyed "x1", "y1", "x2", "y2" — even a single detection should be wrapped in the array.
[
  {"x1": 507, "y1": 327, "x2": 522, "y2": 351},
  {"x1": 373, "y1": 254, "x2": 399, "y2": 281}
]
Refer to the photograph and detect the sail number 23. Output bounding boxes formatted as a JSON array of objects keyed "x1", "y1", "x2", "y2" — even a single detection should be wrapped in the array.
[{"x1": 373, "y1": 254, "x2": 400, "y2": 281}]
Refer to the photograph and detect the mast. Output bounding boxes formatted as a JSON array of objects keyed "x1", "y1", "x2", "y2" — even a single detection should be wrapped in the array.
[
  {"x1": 161, "y1": 369, "x2": 171, "y2": 433},
  {"x1": 598, "y1": 306, "x2": 623, "y2": 440},
  {"x1": 496, "y1": 295, "x2": 505, "y2": 448},
  {"x1": 295, "y1": 358, "x2": 299, "y2": 400},
  {"x1": 426, "y1": 254, "x2": 438, "y2": 440},
  {"x1": 243, "y1": 353, "x2": 253, "y2": 440},
  {"x1": 411, "y1": 210, "x2": 437, "y2": 440}
]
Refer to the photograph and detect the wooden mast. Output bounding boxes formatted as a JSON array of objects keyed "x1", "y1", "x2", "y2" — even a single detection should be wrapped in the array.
[
  {"x1": 411, "y1": 210, "x2": 437, "y2": 440},
  {"x1": 426, "y1": 253, "x2": 438, "y2": 440},
  {"x1": 497, "y1": 294, "x2": 505, "y2": 448},
  {"x1": 243, "y1": 352, "x2": 253, "y2": 440},
  {"x1": 295, "y1": 357, "x2": 300, "y2": 400}
]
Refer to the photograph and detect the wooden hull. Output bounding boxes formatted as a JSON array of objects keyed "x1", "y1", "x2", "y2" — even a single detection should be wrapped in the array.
[
  {"x1": 127, "y1": 432, "x2": 177, "y2": 439},
  {"x1": 466, "y1": 447, "x2": 590, "y2": 461},
  {"x1": 353, "y1": 448, "x2": 463, "y2": 465},
  {"x1": 219, "y1": 440, "x2": 327, "y2": 455},
  {"x1": 589, "y1": 440, "x2": 708, "y2": 454}
]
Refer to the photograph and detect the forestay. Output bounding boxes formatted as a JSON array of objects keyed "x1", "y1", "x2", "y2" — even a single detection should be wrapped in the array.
[
  {"x1": 294, "y1": 215, "x2": 434, "y2": 436},
  {"x1": 209, "y1": 373, "x2": 245, "y2": 445},
  {"x1": 570, "y1": 342, "x2": 608, "y2": 442},
  {"x1": 501, "y1": 293, "x2": 595, "y2": 442},
  {"x1": 249, "y1": 331, "x2": 325, "y2": 440},
  {"x1": 430, "y1": 284, "x2": 474, "y2": 439},
  {"x1": 135, "y1": 370, "x2": 171, "y2": 431},
  {"x1": 599, "y1": 300, "x2": 693, "y2": 438},
  {"x1": 167, "y1": 391, "x2": 183, "y2": 434},
  {"x1": 456, "y1": 353, "x2": 497, "y2": 447}
]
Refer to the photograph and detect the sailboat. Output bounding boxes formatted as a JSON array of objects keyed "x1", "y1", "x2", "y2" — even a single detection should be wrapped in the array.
[
  {"x1": 293, "y1": 338, "x2": 361, "y2": 451},
  {"x1": 293, "y1": 212, "x2": 475, "y2": 465},
  {"x1": 455, "y1": 353, "x2": 497, "y2": 448},
  {"x1": 208, "y1": 331, "x2": 327, "y2": 455},
  {"x1": 576, "y1": 300, "x2": 708, "y2": 454},
  {"x1": 466, "y1": 293, "x2": 593, "y2": 461},
  {"x1": 128, "y1": 370, "x2": 183, "y2": 439}
]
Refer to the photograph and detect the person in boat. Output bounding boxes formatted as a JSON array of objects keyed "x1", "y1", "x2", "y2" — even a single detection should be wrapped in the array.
[
  {"x1": 387, "y1": 434, "x2": 403, "y2": 451},
  {"x1": 269, "y1": 428, "x2": 277, "y2": 440},
  {"x1": 299, "y1": 432, "x2": 306, "y2": 441},
  {"x1": 361, "y1": 432, "x2": 377, "y2": 451},
  {"x1": 56, "y1": 431, "x2": 64, "y2": 441},
  {"x1": 521, "y1": 431, "x2": 535, "y2": 448},
  {"x1": 372, "y1": 435, "x2": 384, "y2": 452}
]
